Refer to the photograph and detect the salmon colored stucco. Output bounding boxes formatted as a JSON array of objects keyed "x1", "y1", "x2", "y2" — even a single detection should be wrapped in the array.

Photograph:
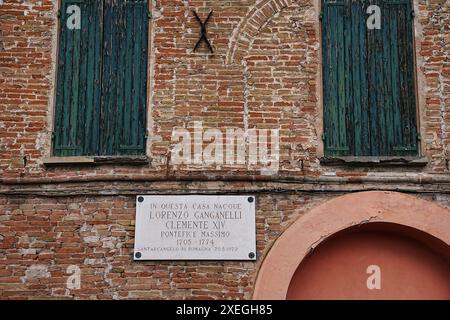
[
  {"x1": 253, "y1": 191, "x2": 450, "y2": 300},
  {"x1": 286, "y1": 229, "x2": 450, "y2": 300}
]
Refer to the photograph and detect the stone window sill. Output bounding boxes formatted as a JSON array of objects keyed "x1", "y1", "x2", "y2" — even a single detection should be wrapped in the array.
[
  {"x1": 43, "y1": 156, "x2": 150, "y2": 166},
  {"x1": 319, "y1": 156, "x2": 428, "y2": 167}
]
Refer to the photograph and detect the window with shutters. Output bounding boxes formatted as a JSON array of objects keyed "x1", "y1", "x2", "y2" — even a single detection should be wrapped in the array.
[
  {"x1": 321, "y1": 0, "x2": 418, "y2": 157},
  {"x1": 53, "y1": 0, "x2": 149, "y2": 157}
]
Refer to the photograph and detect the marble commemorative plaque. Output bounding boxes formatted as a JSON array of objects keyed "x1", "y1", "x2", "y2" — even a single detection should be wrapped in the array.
[{"x1": 134, "y1": 195, "x2": 256, "y2": 260}]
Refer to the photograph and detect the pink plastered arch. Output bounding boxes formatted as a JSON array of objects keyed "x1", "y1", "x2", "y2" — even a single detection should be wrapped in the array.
[{"x1": 253, "y1": 191, "x2": 450, "y2": 299}]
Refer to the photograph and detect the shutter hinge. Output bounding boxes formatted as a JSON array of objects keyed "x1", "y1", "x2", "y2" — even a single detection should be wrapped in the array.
[
  {"x1": 51, "y1": 131, "x2": 55, "y2": 140},
  {"x1": 322, "y1": 133, "x2": 326, "y2": 141},
  {"x1": 411, "y1": 10, "x2": 415, "y2": 18},
  {"x1": 148, "y1": 11, "x2": 152, "y2": 19},
  {"x1": 417, "y1": 133, "x2": 421, "y2": 141},
  {"x1": 57, "y1": 9, "x2": 61, "y2": 19},
  {"x1": 319, "y1": 11, "x2": 323, "y2": 21},
  {"x1": 144, "y1": 130, "x2": 149, "y2": 140}
]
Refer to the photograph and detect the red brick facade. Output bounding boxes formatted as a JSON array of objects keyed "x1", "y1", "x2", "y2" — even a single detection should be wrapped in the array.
[{"x1": 0, "y1": 0, "x2": 449, "y2": 299}]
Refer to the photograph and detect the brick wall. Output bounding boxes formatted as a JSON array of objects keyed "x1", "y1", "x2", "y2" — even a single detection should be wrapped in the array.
[
  {"x1": 0, "y1": 0, "x2": 449, "y2": 299},
  {"x1": 0, "y1": 0, "x2": 448, "y2": 177},
  {"x1": 0, "y1": 191, "x2": 447, "y2": 299},
  {"x1": 0, "y1": 192, "x2": 329, "y2": 299}
]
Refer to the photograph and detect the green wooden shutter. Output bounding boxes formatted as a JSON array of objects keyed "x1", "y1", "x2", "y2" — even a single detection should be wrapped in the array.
[
  {"x1": 322, "y1": 0, "x2": 350, "y2": 156},
  {"x1": 54, "y1": 0, "x2": 102, "y2": 156},
  {"x1": 322, "y1": 0, "x2": 418, "y2": 157},
  {"x1": 54, "y1": 0, "x2": 148, "y2": 156},
  {"x1": 100, "y1": 0, "x2": 148, "y2": 155}
]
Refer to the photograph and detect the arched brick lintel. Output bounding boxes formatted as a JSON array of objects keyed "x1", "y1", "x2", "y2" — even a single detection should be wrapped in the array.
[
  {"x1": 226, "y1": 0, "x2": 293, "y2": 65},
  {"x1": 253, "y1": 191, "x2": 450, "y2": 299}
]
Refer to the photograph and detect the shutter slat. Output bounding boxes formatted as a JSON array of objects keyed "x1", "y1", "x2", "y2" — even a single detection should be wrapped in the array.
[
  {"x1": 358, "y1": 1, "x2": 369, "y2": 155},
  {"x1": 83, "y1": 0, "x2": 102, "y2": 155},
  {"x1": 53, "y1": 0, "x2": 68, "y2": 155},
  {"x1": 115, "y1": 0, "x2": 126, "y2": 154},
  {"x1": 367, "y1": 0, "x2": 378, "y2": 155},
  {"x1": 100, "y1": 0, "x2": 112, "y2": 155},
  {"x1": 383, "y1": 4, "x2": 395, "y2": 154},
  {"x1": 344, "y1": 1, "x2": 352, "y2": 154},
  {"x1": 122, "y1": 3, "x2": 134, "y2": 150}
]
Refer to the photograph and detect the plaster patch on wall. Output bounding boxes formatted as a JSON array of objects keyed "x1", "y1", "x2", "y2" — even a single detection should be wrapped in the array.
[{"x1": 21, "y1": 265, "x2": 51, "y2": 283}]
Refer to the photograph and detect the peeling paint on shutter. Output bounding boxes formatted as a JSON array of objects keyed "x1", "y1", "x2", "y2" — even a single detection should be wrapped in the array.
[
  {"x1": 101, "y1": 0, "x2": 148, "y2": 155},
  {"x1": 54, "y1": 0, "x2": 102, "y2": 156},
  {"x1": 322, "y1": 0, "x2": 418, "y2": 157},
  {"x1": 53, "y1": 0, "x2": 148, "y2": 156}
]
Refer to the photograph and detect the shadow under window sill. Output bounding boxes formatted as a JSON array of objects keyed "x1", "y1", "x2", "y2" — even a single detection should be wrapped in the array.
[
  {"x1": 43, "y1": 156, "x2": 150, "y2": 166},
  {"x1": 319, "y1": 156, "x2": 428, "y2": 167}
]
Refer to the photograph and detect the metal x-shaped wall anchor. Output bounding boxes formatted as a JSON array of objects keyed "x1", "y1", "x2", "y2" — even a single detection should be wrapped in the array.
[{"x1": 193, "y1": 10, "x2": 213, "y2": 53}]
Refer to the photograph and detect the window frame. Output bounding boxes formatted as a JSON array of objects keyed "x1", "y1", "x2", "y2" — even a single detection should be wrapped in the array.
[
  {"x1": 49, "y1": 0, "x2": 152, "y2": 160},
  {"x1": 317, "y1": 0, "x2": 424, "y2": 163}
]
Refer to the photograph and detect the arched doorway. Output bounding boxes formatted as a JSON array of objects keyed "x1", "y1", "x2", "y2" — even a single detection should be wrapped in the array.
[
  {"x1": 286, "y1": 223, "x2": 450, "y2": 299},
  {"x1": 253, "y1": 191, "x2": 450, "y2": 300}
]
